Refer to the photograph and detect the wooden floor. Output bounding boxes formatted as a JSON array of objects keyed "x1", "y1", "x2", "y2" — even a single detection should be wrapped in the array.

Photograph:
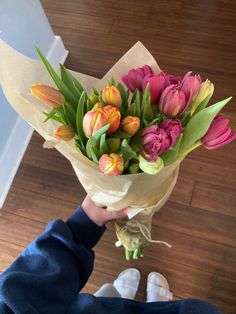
[{"x1": 1, "y1": 1, "x2": 236, "y2": 313}]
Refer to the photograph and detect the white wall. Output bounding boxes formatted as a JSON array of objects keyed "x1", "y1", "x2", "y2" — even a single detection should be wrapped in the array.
[{"x1": 0, "y1": 0, "x2": 68, "y2": 207}]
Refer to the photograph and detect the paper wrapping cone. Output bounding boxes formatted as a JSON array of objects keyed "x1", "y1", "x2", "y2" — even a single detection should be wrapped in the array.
[{"x1": 0, "y1": 40, "x2": 181, "y2": 256}]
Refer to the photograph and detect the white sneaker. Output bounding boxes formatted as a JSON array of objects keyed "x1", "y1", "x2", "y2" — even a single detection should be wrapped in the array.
[
  {"x1": 113, "y1": 268, "x2": 141, "y2": 300},
  {"x1": 146, "y1": 272, "x2": 173, "y2": 302}
]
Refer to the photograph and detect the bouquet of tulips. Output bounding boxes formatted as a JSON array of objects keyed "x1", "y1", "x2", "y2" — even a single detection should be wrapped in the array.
[{"x1": 1, "y1": 40, "x2": 235, "y2": 259}]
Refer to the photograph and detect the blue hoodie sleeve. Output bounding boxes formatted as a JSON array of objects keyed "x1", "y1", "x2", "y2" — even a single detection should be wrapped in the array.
[{"x1": 0, "y1": 207, "x2": 106, "y2": 314}]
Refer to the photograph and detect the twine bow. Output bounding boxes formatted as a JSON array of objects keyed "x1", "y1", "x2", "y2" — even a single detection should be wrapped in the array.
[{"x1": 116, "y1": 219, "x2": 172, "y2": 248}]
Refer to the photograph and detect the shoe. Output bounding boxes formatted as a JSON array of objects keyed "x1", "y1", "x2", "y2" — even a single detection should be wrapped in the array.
[
  {"x1": 113, "y1": 268, "x2": 141, "y2": 299},
  {"x1": 146, "y1": 272, "x2": 173, "y2": 302}
]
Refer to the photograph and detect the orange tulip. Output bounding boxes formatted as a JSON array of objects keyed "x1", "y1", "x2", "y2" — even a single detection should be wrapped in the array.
[
  {"x1": 103, "y1": 105, "x2": 121, "y2": 135},
  {"x1": 83, "y1": 103, "x2": 108, "y2": 138},
  {"x1": 102, "y1": 85, "x2": 122, "y2": 108},
  {"x1": 99, "y1": 153, "x2": 124, "y2": 176},
  {"x1": 121, "y1": 116, "x2": 140, "y2": 136},
  {"x1": 31, "y1": 84, "x2": 64, "y2": 108},
  {"x1": 54, "y1": 125, "x2": 75, "y2": 141}
]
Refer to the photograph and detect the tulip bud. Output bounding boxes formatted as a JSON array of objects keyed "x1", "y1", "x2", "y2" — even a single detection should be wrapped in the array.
[
  {"x1": 190, "y1": 79, "x2": 214, "y2": 114},
  {"x1": 83, "y1": 104, "x2": 108, "y2": 138},
  {"x1": 106, "y1": 138, "x2": 121, "y2": 153},
  {"x1": 99, "y1": 153, "x2": 124, "y2": 176},
  {"x1": 201, "y1": 113, "x2": 236, "y2": 150},
  {"x1": 142, "y1": 72, "x2": 167, "y2": 104},
  {"x1": 159, "y1": 84, "x2": 192, "y2": 117},
  {"x1": 181, "y1": 71, "x2": 201, "y2": 99},
  {"x1": 54, "y1": 125, "x2": 75, "y2": 141},
  {"x1": 103, "y1": 105, "x2": 121, "y2": 135},
  {"x1": 31, "y1": 84, "x2": 64, "y2": 108},
  {"x1": 139, "y1": 155, "x2": 164, "y2": 175},
  {"x1": 121, "y1": 116, "x2": 140, "y2": 136},
  {"x1": 89, "y1": 94, "x2": 99, "y2": 106},
  {"x1": 122, "y1": 65, "x2": 153, "y2": 92},
  {"x1": 102, "y1": 85, "x2": 122, "y2": 108}
]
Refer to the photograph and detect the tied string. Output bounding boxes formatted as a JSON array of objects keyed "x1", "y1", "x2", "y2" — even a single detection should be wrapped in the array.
[{"x1": 116, "y1": 219, "x2": 172, "y2": 248}]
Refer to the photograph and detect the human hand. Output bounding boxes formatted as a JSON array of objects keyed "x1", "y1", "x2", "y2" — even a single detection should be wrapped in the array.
[{"x1": 82, "y1": 195, "x2": 128, "y2": 226}]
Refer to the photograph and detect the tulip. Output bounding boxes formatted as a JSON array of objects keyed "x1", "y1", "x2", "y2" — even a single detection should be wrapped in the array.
[
  {"x1": 103, "y1": 105, "x2": 121, "y2": 135},
  {"x1": 122, "y1": 65, "x2": 153, "y2": 92},
  {"x1": 201, "y1": 113, "x2": 236, "y2": 150},
  {"x1": 165, "y1": 73, "x2": 181, "y2": 86},
  {"x1": 159, "y1": 84, "x2": 192, "y2": 117},
  {"x1": 31, "y1": 84, "x2": 64, "y2": 108},
  {"x1": 54, "y1": 125, "x2": 75, "y2": 141},
  {"x1": 160, "y1": 119, "x2": 183, "y2": 145},
  {"x1": 121, "y1": 116, "x2": 140, "y2": 136},
  {"x1": 106, "y1": 138, "x2": 121, "y2": 153},
  {"x1": 102, "y1": 85, "x2": 122, "y2": 108},
  {"x1": 139, "y1": 155, "x2": 164, "y2": 175},
  {"x1": 181, "y1": 71, "x2": 201, "y2": 99},
  {"x1": 83, "y1": 104, "x2": 108, "y2": 138},
  {"x1": 142, "y1": 72, "x2": 167, "y2": 104},
  {"x1": 190, "y1": 79, "x2": 214, "y2": 114},
  {"x1": 99, "y1": 153, "x2": 124, "y2": 176},
  {"x1": 141, "y1": 125, "x2": 171, "y2": 162}
]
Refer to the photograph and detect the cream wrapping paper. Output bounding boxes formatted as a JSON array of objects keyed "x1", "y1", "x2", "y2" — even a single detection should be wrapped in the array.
[{"x1": 0, "y1": 40, "x2": 181, "y2": 253}]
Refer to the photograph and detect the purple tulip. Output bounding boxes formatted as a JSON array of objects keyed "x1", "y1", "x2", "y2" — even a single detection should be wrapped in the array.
[
  {"x1": 122, "y1": 65, "x2": 153, "y2": 92},
  {"x1": 141, "y1": 125, "x2": 171, "y2": 162},
  {"x1": 160, "y1": 119, "x2": 183, "y2": 145},
  {"x1": 142, "y1": 72, "x2": 167, "y2": 104},
  {"x1": 181, "y1": 71, "x2": 201, "y2": 99},
  {"x1": 159, "y1": 84, "x2": 192, "y2": 117},
  {"x1": 201, "y1": 113, "x2": 236, "y2": 150}
]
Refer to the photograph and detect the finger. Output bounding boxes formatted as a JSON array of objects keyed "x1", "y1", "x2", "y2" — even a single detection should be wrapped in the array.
[{"x1": 109, "y1": 208, "x2": 128, "y2": 220}]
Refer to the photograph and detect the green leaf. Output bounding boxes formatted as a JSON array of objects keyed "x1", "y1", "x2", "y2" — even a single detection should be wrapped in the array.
[
  {"x1": 62, "y1": 102, "x2": 76, "y2": 129},
  {"x1": 60, "y1": 64, "x2": 85, "y2": 101},
  {"x1": 120, "y1": 139, "x2": 136, "y2": 164},
  {"x1": 93, "y1": 88, "x2": 99, "y2": 96},
  {"x1": 117, "y1": 83, "x2": 128, "y2": 112},
  {"x1": 126, "y1": 103, "x2": 136, "y2": 116},
  {"x1": 86, "y1": 138, "x2": 100, "y2": 163},
  {"x1": 99, "y1": 134, "x2": 109, "y2": 155},
  {"x1": 180, "y1": 112, "x2": 191, "y2": 127},
  {"x1": 92, "y1": 124, "x2": 110, "y2": 143},
  {"x1": 130, "y1": 130, "x2": 142, "y2": 152},
  {"x1": 178, "y1": 97, "x2": 232, "y2": 156},
  {"x1": 43, "y1": 111, "x2": 65, "y2": 124},
  {"x1": 86, "y1": 97, "x2": 94, "y2": 112},
  {"x1": 141, "y1": 85, "x2": 154, "y2": 124},
  {"x1": 109, "y1": 77, "x2": 116, "y2": 86},
  {"x1": 128, "y1": 162, "x2": 140, "y2": 174},
  {"x1": 160, "y1": 135, "x2": 182, "y2": 166},
  {"x1": 134, "y1": 90, "x2": 141, "y2": 118},
  {"x1": 36, "y1": 48, "x2": 78, "y2": 107},
  {"x1": 76, "y1": 92, "x2": 87, "y2": 145}
]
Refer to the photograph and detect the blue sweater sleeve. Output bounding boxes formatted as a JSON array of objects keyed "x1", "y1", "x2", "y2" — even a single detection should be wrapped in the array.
[{"x1": 0, "y1": 207, "x2": 106, "y2": 314}]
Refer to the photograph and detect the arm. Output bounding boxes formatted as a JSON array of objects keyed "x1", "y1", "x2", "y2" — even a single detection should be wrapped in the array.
[{"x1": 0, "y1": 196, "x2": 127, "y2": 314}]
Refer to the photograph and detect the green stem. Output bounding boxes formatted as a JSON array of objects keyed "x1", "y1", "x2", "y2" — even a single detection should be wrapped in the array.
[{"x1": 178, "y1": 140, "x2": 202, "y2": 159}]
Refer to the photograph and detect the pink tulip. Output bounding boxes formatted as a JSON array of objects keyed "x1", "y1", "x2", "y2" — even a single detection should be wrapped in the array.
[
  {"x1": 141, "y1": 125, "x2": 171, "y2": 162},
  {"x1": 83, "y1": 103, "x2": 108, "y2": 138},
  {"x1": 159, "y1": 84, "x2": 192, "y2": 117},
  {"x1": 99, "y1": 153, "x2": 124, "y2": 176},
  {"x1": 181, "y1": 71, "x2": 201, "y2": 99},
  {"x1": 103, "y1": 105, "x2": 121, "y2": 135},
  {"x1": 142, "y1": 72, "x2": 167, "y2": 104},
  {"x1": 201, "y1": 113, "x2": 236, "y2": 150},
  {"x1": 160, "y1": 119, "x2": 183, "y2": 145},
  {"x1": 165, "y1": 73, "x2": 181, "y2": 86},
  {"x1": 122, "y1": 65, "x2": 153, "y2": 92}
]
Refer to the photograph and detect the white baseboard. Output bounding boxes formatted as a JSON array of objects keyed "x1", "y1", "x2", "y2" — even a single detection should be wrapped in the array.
[{"x1": 0, "y1": 35, "x2": 68, "y2": 208}]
